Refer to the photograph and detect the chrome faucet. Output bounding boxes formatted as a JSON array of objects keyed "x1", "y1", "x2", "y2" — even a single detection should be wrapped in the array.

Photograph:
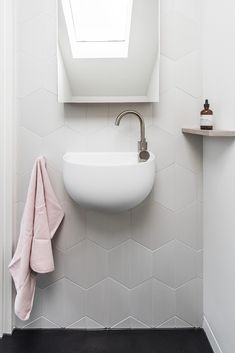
[{"x1": 115, "y1": 110, "x2": 150, "y2": 162}]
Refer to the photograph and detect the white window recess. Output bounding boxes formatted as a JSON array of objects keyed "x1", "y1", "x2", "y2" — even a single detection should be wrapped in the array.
[{"x1": 61, "y1": 0, "x2": 133, "y2": 58}]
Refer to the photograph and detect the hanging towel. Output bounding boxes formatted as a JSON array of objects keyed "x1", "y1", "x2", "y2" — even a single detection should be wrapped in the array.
[{"x1": 9, "y1": 157, "x2": 64, "y2": 321}]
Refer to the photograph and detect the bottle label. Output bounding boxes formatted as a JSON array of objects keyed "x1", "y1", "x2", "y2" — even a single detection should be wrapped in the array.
[{"x1": 200, "y1": 115, "x2": 213, "y2": 126}]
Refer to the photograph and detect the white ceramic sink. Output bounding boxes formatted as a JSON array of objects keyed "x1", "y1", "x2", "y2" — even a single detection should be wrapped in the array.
[{"x1": 63, "y1": 152, "x2": 155, "y2": 212}]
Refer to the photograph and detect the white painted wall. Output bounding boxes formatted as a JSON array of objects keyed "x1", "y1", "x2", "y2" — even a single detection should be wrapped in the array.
[
  {"x1": 203, "y1": 0, "x2": 235, "y2": 352},
  {"x1": 14, "y1": 0, "x2": 203, "y2": 329}
]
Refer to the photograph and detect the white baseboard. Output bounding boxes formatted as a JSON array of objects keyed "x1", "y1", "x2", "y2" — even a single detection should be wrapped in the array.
[{"x1": 203, "y1": 317, "x2": 223, "y2": 353}]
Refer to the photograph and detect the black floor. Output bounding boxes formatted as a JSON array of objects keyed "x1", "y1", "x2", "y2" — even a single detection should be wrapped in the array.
[{"x1": 0, "y1": 329, "x2": 214, "y2": 353}]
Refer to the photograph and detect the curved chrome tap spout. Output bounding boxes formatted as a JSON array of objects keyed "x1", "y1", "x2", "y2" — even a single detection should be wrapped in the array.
[{"x1": 115, "y1": 110, "x2": 149, "y2": 161}]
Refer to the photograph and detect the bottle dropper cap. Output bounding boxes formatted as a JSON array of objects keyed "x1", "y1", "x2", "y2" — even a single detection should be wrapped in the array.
[{"x1": 204, "y1": 99, "x2": 209, "y2": 109}]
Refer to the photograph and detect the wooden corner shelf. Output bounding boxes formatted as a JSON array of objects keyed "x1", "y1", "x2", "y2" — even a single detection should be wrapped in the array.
[{"x1": 182, "y1": 128, "x2": 235, "y2": 137}]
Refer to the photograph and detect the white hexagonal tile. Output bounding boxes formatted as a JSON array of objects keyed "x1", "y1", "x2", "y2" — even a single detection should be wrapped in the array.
[
  {"x1": 197, "y1": 173, "x2": 203, "y2": 202},
  {"x1": 65, "y1": 104, "x2": 108, "y2": 135},
  {"x1": 37, "y1": 247, "x2": 65, "y2": 289},
  {"x1": 175, "y1": 134, "x2": 203, "y2": 173},
  {"x1": 175, "y1": 202, "x2": 202, "y2": 250},
  {"x1": 157, "y1": 316, "x2": 192, "y2": 328},
  {"x1": 147, "y1": 125, "x2": 176, "y2": 171},
  {"x1": 42, "y1": 127, "x2": 86, "y2": 172},
  {"x1": 85, "y1": 126, "x2": 132, "y2": 153},
  {"x1": 112, "y1": 317, "x2": 148, "y2": 329},
  {"x1": 46, "y1": 167, "x2": 69, "y2": 203},
  {"x1": 175, "y1": 317, "x2": 192, "y2": 328},
  {"x1": 154, "y1": 164, "x2": 197, "y2": 211},
  {"x1": 16, "y1": 53, "x2": 43, "y2": 98},
  {"x1": 176, "y1": 278, "x2": 203, "y2": 327},
  {"x1": 43, "y1": 57, "x2": 58, "y2": 94},
  {"x1": 132, "y1": 197, "x2": 174, "y2": 250},
  {"x1": 17, "y1": 127, "x2": 42, "y2": 174},
  {"x1": 43, "y1": 278, "x2": 84, "y2": 327},
  {"x1": 108, "y1": 280, "x2": 130, "y2": 327},
  {"x1": 153, "y1": 240, "x2": 197, "y2": 288},
  {"x1": 16, "y1": 0, "x2": 56, "y2": 23},
  {"x1": 174, "y1": 0, "x2": 202, "y2": 22},
  {"x1": 86, "y1": 279, "x2": 130, "y2": 327},
  {"x1": 18, "y1": 15, "x2": 56, "y2": 60},
  {"x1": 64, "y1": 104, "x2": 87, "y2": 133},
  {"x1": 131, "y1": 279, "x2": 175, "y2": 327},
  {"x1": 65, "y1": 239, "x2": 108, "y2": 289},
  {"x1": 176, "y1": 51, "x2": 202, "y2": 98},
  {"x1": 152, "y1": 279, "x2": 176, "y2": 327},
  {"x1": 159, "y1": 55, "x2": 176, "y2": 94},
  {"x1": 131, "y1": 280, "x2": 152, "y2": 326},
  {"x1": 25, "y1": 317, "x2": 59, "y2": 329},
  {"x1": 87, "y1": 211, "x2": 131, "y2": 250},
  {"x1": 21, "y1": 90, "x2": 64, "y2": 137},
  {"x1": 15, "y1": 287, "x2": 43, "y2": 328},
  {"x1": 54, "y1": 200, "x2": 86, "y2": 251},
  {"x1": 68, "y1": 317, "x2": 103, "y2": 329},
  {"x1": 197, "y1": 250, "x2": 203, "y2": 279},
  {"x1": 86, "y1": 280, "x2": 108, "y2": 326},
  {"x1": 161, "y1": 11, "x2": 200, "y2": 60},
  {"x1": 109, "y1": 240, "x2": 152, "y2": 289},
  {"x1": 157, "y1": 317, "x2": 176, "y2": 328},
  {"x1": 153, "y1": 88, "x2": 200, "y2": 136}
]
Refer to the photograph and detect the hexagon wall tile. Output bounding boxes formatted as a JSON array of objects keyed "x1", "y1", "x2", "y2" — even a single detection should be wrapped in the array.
[
  {"x1": 54, "y1": 201, "x2": 86, "y2": 251},
  {"x1": 68, "y1": 317, "x2": 103, "y2": 329},
  {"x1": 175, "y1": 134, "x2": 203, "y2": 174},
  {"x1": 86, "y1": 279, "x2": 130, "y2": 327},
  {"x1": 147, "y1": 125, "x2": 176, "y2": 171},
  {"x1": 18, "y1": 15, "x2": 56, "y2": 60},
  {"x1": 16, "y1": 53, "x2": 43, "y2": 98},
  {"x1": 132, "y1": 198, "x2": 175, "y2": 250},
  {"x1": 17, "y1": 127, "x2": 42, "y2": 174},
  {"x1": 152, "y1": 279, "x2": 176, "y2": 327},
  {"x1": 25, "y1": 317, "x2": 59, "y2": 329},
  {"x1": 176, "y1": 279, "x2": 203, "y2": 327},
  {"x1": 176, "y1": 51, "x2": 202, "y2": 98},
  {"x1": 21, "y1": 89, "x2": 64, "y2": 137},
  {"x1": 65, "y1": 239, "x2": 108, "y2": 289},
  {"x1": 16, "y1": 0, "x2": 56, "y2": 22},
  {"x1": 159, "y1": 55, "x2": 176, "y2": 94},
  {"x1": 43, "y1": 279, "x2": 84, "y2": 327},
  {"x1": 87, "y1": 211, "x2": 131, "y2": 250},
  {"x1": 153, "y1": 88, "x2": 200, "y2": 136},
  {"x1": 161, "y1": 11, "x2": 199, "y2": 60},
  {"x1": 113, "y1": 317, "x2": 148, "y2": 329},
  {"x1": 153, "y1": 240, "x2": 198, "y2": 288},
  {"x1": 154, "y1": 164, "x2": 197, "y2": 211},
  {"x1": 175, "y1": 202, "x2": 202, "y2": 250},
  {"x1": 131, "y1": 280, "x2": 175, "y2": 327},
  {"x1": 109, "y1": 240, "x2": 152, "y2": 288},
  {"x1": 131, "y1": 280, "x2": 152, "y2": 326}
]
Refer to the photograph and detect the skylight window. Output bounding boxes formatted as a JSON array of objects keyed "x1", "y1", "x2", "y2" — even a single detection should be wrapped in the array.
[{"x1": 62, "y1": 0, "x2": 133, "y2": 58}]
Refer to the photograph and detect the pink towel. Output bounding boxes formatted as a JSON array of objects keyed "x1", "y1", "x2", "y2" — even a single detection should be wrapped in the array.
[{"x1": 9, "y1": 157, "x2": 64, "y2": 321}]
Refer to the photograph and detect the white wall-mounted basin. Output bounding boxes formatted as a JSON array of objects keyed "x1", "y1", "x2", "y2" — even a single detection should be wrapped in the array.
[{"x1": 63, "y1": 152, "x2": 155, "y2": 212}]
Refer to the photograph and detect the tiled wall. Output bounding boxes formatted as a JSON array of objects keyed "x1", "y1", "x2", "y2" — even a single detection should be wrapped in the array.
[{"x1": 15, "y1": 0, "x2": 203, "y2": 329}]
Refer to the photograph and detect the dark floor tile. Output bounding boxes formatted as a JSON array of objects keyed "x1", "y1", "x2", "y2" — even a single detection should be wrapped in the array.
[{"x1": 0, "y1": 328, "x2": 214, "y2": 353}]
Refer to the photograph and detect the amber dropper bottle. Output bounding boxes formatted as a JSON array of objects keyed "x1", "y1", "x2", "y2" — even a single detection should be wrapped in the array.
[{"x1": 200, "y1": 99, "x2": 213, "y2": 130}]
